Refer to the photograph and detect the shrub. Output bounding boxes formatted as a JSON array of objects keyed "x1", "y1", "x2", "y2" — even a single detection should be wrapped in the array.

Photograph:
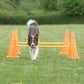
[
  {"x1": 0, "y1": 1, "x2": 15, "y2": 11},
  {"x1": 40, "y1": 0, "x2": 58, "y2": 11},
  {"x1": 60, "y1": 0, "x2": 84, "y2": 16},
  {"x1": 0, "y1": 11, "x2": 28, "y2": 24},
  {"x1": 10, "y1": 0, "x2": 20, "y2": 6},
  {"x1": 17, "y1": 1, "x2": 40, "y2": 12},
  {"x1": 0, "y1": 10, "x2": 84, "y2": 25},
  {"x1": 6, "y1": 1, "x2": 18, "y2": 8}
]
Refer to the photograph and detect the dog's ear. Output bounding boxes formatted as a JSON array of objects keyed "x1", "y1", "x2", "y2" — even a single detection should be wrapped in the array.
[
  {"x1": 35, "y1": 34, "x2": 38, "y2": 37},
  {"x1": 28, "y1": 34, "x2": 32, "y2": 46},
  {"x1": 35, "y1": 34, "x2": 38, "y2": 42},
  {"x1": 28, "y1": 34, "x2": 32, "y2": 37},
  {"x1": 28, "y1": 34, "x2": 32, "y2": 41}
]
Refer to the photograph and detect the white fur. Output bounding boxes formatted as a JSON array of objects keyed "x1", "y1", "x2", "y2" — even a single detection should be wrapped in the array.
[
  {"x1": 29, "y1": 40, "x2": 40, "y2": 60},
  {"x1": 27, "y1": 19, "x2": 35, "y2": 27},
  {"x1": 29, "y1": 45, "x2": 39, "y2": 60},
  {"x1": 31, "y1": 36, "x2": 35, "y2": 47}
]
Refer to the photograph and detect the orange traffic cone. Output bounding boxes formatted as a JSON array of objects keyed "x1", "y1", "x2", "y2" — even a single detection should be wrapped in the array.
[
  {"x1": 13, "y1": 31, "x2": 19, "y2": 58},
  {"x1": 6, "y1": 31, "x2": 19, "y2": 58},
  {"x1": 67, "y1": 32, "x2": 80, "y2": 59},
  {"x1": 15, "y1": 29, "x2": 20, "y2": 54},
  {"x1": 60, "y1": 30, "x2": 69, "y2": 54},
  {"x1": 6, "y1": 31, "x2": 14, "y2": 58}
]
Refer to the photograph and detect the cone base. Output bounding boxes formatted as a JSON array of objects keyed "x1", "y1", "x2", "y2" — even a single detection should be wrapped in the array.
[
  {"x1": 6, "y1": 56, "x2": 19, "y2": 58},
  {"x1": 59, "y1": 52, "x2": 68, "y2": 55},
  {"x1": 67, "y1": 56, "x2": 80, "y2": 59},
  {"x1": 18, "y1": 51, "x2": 21, "y2": 54}
]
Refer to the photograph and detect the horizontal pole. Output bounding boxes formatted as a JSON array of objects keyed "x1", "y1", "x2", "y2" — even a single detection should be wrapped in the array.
[
  {"x1": 18, "y1": 42, "x2": 64, "y2": 44},
  {"x1": 17, "y1": 45, "x2": 69, "y2": 48}
]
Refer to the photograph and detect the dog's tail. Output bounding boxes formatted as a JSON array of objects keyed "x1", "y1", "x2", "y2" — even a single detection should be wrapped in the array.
[{"x1": 27, "y1": 19, "x2": 38, "y2": 27}]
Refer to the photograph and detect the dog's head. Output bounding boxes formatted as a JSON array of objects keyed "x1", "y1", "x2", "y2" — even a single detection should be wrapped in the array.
[{"x1": 28, "y1": 34, "x2": 39, "y2": 48}]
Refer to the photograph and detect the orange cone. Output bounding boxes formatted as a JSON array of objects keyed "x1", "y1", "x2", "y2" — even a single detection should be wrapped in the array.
[
  {"x1": 6, "y1": 31, "x2": 14, "y2": 58},
  {"x1": 67, "y1": 32, "x2": 80, "y2": 59},
  {"x1": 13, "y1": 31, "x2": 19, "y2": 58},
  {"x1": 15, "y1": 29, "x2": 20, "y2": 54},
  {"x1": 6, "y1": 31, "x2": 19, "y2": 58},
  {"x1": 60, "y1": 30, "x2": 69, "y2": 54}
]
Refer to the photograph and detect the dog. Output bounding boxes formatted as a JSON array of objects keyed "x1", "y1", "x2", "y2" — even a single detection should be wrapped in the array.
[{"x1": 27, "y1": 19, "x2": 39, "y2": 60}]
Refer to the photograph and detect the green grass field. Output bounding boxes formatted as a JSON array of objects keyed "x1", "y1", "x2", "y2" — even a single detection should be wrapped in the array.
[{"x1": 0, "y1": 25, "x2": 84, "y2": 84}]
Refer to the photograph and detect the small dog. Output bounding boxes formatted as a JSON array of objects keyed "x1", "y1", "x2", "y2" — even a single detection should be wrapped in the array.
[{"x1": 27, "y1": 19, "x2": 39, "y2": 60}]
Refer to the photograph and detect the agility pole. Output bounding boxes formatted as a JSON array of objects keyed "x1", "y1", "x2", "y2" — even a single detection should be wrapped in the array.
[
  {"x1": 18, "y1": 42, "x2": 64, "y2": 44},
  {"x1": 17, "y1": 45, "x2": 69, "y2": 48}
]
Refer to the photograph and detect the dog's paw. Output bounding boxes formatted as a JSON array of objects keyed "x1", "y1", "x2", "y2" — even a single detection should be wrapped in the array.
[{"x1": 32, "y1": 58, "x2": 36, "y2": 61}]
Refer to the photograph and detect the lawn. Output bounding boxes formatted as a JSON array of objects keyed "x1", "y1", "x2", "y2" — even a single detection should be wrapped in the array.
[{"x1": 0, "y1": 25, "x2": 84, "y2": 84}]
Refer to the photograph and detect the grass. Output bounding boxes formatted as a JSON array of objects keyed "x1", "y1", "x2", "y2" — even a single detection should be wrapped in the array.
[{"x1": 0, "y1": 25, "x2": 84, "y2": 84}]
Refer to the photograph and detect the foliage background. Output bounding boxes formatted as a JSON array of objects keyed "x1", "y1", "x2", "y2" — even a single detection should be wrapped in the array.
[{"x1": 0, "y1": 0, "x2": 84, "y2": 24}]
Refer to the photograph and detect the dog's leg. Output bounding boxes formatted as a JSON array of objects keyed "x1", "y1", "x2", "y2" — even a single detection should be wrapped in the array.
[
  {"x1": 32, "y1": 40, "x2": 39, "y2": 60},
  {"x1": 32, "y1": 46, "x2": 39, "y2": 60},
  {"x1": 29, "y1": 47, "x2": 34, "y2": 60}
]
